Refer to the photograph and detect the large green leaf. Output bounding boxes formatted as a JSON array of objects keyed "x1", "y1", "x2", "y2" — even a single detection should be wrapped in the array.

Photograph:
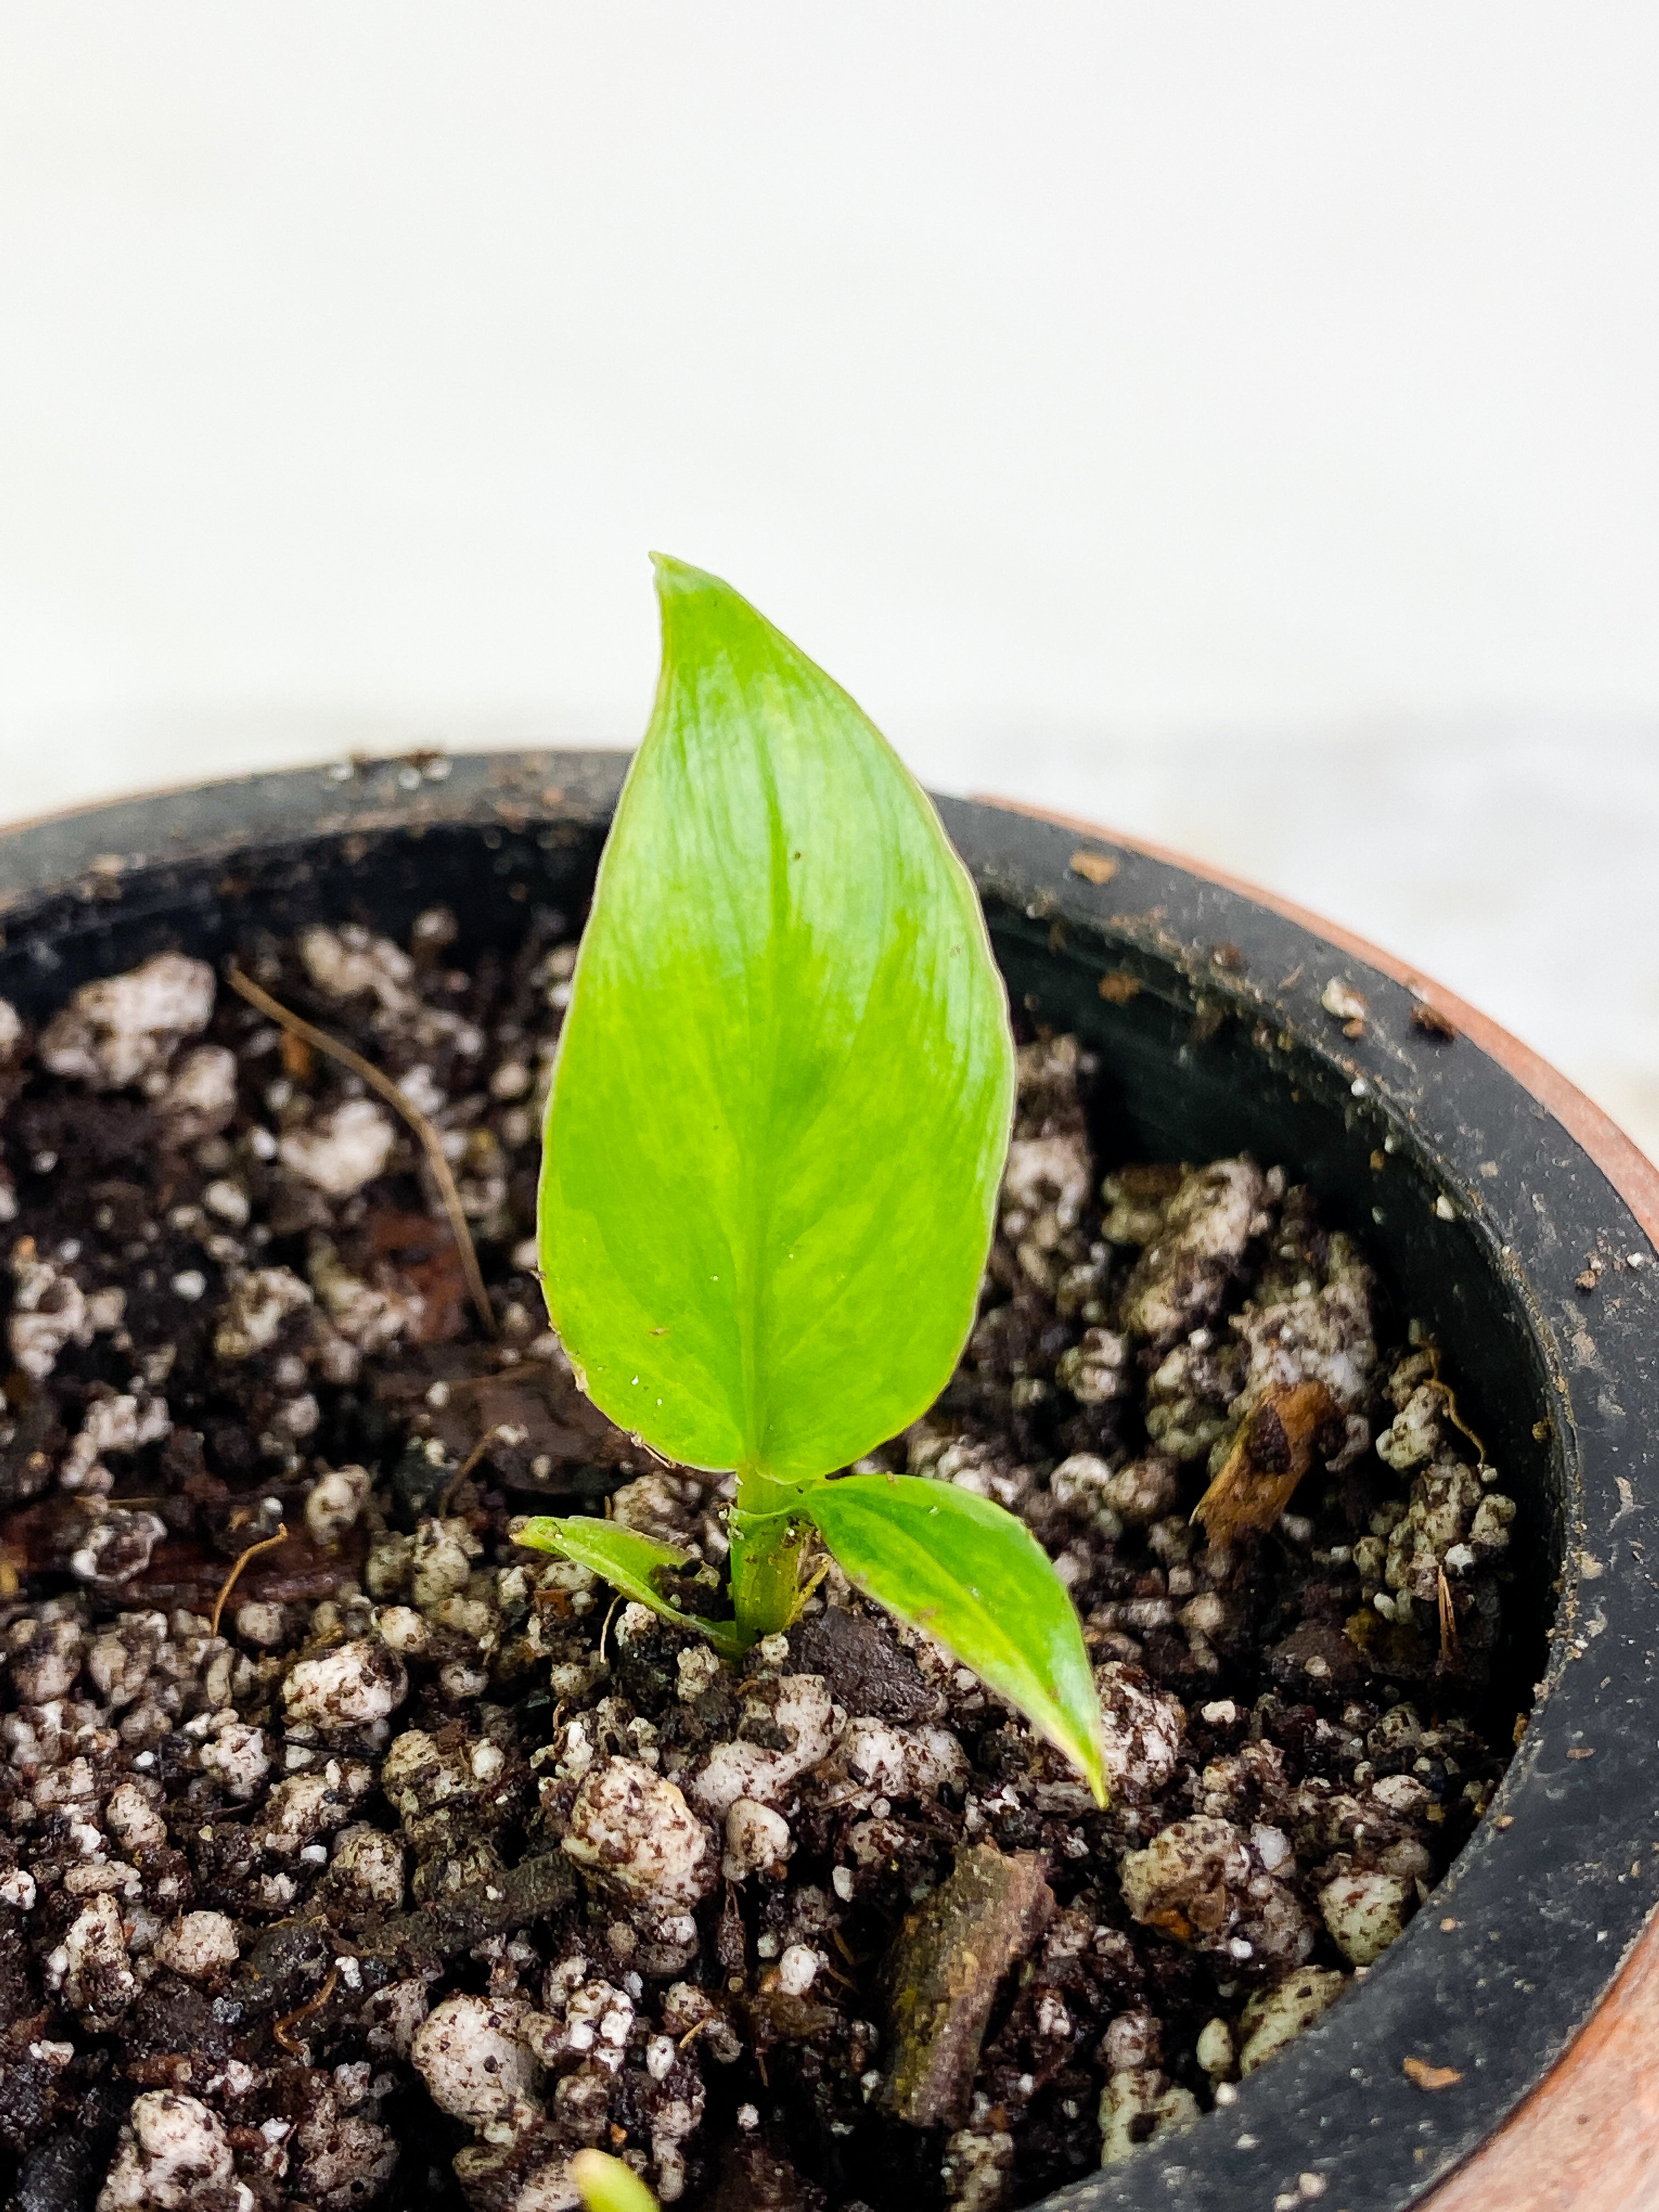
[
  {"x1": 804, "y1": 1473, "x2": 1106, "y2": 1803},
  {"x1": 539, "y1": 555, "x2": 1015, "y2": 1480}
]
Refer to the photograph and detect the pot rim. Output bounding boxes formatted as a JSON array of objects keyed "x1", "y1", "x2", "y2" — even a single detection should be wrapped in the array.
[
  {"x1": 979, "y1": 792, "x2": 1659, "y2": 1256},
  {"x1": 2, "y1": 749, "x2": 1655, "y2": 2212},
  {"x1": 977, "y1": 797, "x2": 1659, "y2": 2212}
]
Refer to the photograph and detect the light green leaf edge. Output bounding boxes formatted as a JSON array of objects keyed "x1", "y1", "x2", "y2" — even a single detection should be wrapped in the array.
[
  {"x1": 804, "y1": 1473, "x2": 1107, "y2": 1803},
  {"x1": 514, "y1": 1516, "x2": 744, "y2": 1660},
  {"x1": 536, "y1": 552, "x2": 1017, "y2": 1482}
]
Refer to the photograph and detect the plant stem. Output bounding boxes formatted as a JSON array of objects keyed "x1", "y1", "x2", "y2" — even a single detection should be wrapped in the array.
[{"x1": 729, "y1": 1469, "x2": 816, "y2": 1641}]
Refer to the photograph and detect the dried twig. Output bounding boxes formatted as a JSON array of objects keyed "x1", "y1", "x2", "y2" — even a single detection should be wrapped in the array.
[
  {"x1": 439, "y1": 1425, "x2": 509, "y2": 1516},
  {"x1": 210, "y1": 1523, "x2": 289, "y2": 1638},
  {"x1": 1437, "y1": 1565, "x2": 1460, "y2": 1667},
  {"x1": 226, "y1": 964, "x2": 495, "y2": 1335},
  {"x1": 274, "y1": 1962, "x2": 340, "y2": 2055}
]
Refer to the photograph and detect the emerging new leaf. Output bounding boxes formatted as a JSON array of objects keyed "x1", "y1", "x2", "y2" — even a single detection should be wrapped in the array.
[
  {"x1": 805, "y1": 1473, "x2": 1107, "y2": 1804},
  {"x1": 571, "y1": 2149, "x2": 661, "y2": 2212},
  {"x1": 538, "y1": 556, "x2": 1016, "y2": 1480}
]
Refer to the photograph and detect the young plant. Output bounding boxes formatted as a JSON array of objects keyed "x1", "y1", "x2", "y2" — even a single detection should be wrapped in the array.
[{"x1": 516, "y1": 557, "x2": 1104, "y2": 1799}]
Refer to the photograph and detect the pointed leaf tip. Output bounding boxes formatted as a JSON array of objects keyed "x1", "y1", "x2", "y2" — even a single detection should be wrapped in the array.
[
  {"x1": 804, "y1": 1475, "x2": 1107, "y2": 1803},
  {"x1": 538, "y1": 561, "x2": 1016, "y2": 1481},
  {"x1": 648, "y1": 550, "x2": 721, "y2": 599}
]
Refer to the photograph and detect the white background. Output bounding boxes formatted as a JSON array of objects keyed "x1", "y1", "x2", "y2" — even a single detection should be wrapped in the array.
[{"x1": 2, "y1": 7, "x2": 1657, "y2": 1149}]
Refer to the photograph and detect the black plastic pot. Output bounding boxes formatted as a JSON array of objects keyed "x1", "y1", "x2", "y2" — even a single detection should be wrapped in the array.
[{"x1": 2, "y1": 750, "x2": 1656, "y2": 2212}]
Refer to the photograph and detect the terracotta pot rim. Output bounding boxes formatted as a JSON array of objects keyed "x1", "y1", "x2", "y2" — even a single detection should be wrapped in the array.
[{"x1": 974, "y1": 791, "x2": 1659, "y2": 1249}]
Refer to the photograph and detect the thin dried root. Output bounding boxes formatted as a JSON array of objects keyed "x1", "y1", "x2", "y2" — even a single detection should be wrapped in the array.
[
  {"x1": 210, "y1": 1523, "x2": 289, "y2": 1639},
  {"x1": 439, "y1": 1425, "x2": 510, "y2": 1516},
  {"x1": 597, "y1": 1592, "x2": 623, "y2": 1668},
  {"x1": 226, "y1": 963, "x2": 496, "y2": 1335},
  {"x1": 274, "y1": 1961, "x2": 340, "y2": 2055},
  {"x1": 1423, "y1": 1347, "x2": 1489, "y2": 1467}
]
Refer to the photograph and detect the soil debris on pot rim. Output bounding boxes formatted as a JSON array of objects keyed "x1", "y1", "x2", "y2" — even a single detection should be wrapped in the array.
[{"x1": 0, "y1": 911, "x2": 1523, "y2": 2212}]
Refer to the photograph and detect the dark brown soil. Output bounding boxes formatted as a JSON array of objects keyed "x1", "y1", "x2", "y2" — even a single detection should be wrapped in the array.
[{"x1": 0, "y1": 913, "x2": 1521, "y2": 2212}]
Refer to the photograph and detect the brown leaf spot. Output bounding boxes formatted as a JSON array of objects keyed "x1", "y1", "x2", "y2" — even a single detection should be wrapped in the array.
[{"x1": 1245, "y1": 1400, "x2": 1293, "y2": 1475}]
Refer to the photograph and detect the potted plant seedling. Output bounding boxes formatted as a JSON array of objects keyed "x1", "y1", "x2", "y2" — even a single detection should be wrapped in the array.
[
  {"x1": 0, "y1": 562, "x2": 1655, "y2": 2212},
  {"x1": 515, "y1": 555, "x2": 1107, "y2": 1801}
]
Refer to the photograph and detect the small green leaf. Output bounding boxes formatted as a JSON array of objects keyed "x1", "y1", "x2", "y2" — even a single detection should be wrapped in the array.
[
  {"x1": 514, "y1": 1515, "x2": 744, "y2": 1658},
  {"x1": 571, "y1": 2149, "x2": 660, "y2": 2212},
  {"x1": 538, "y1": 555, "x2": 1015, "y2": 1481},
  {"x1": 804, "y1": 1474, "x2": 1106, "y2": 1802}
]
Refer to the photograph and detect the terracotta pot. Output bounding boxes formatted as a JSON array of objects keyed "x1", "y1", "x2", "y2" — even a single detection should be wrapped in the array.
[{"x1": 1, "y1": 752, "x2": 1655, "y2": 2212}]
